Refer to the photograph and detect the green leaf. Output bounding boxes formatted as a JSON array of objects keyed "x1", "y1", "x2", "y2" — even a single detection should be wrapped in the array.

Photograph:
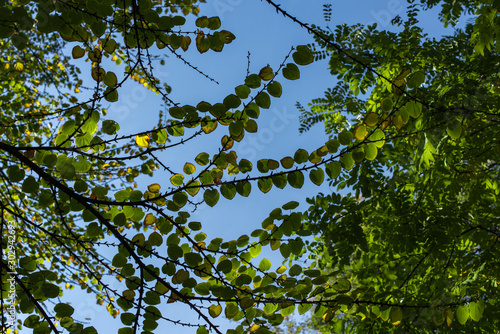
[
  {"x1": 326, "y1": 139, "x2": 340, "y2": 153},
  {"x1": 381, "y1": 97, "x2": 393, "y2": 112},
  {"x1": 223, "y1": 94, "x2": 241, "y2": 109},
  {"x1": 197, "y1": 326, "x2": 209, "y2": 334},
  {"x1": 447, "y1": 120, "x2": 462, "y2": 140},
  {"x1": 19, "y1": 257, "x2": 37, "y2": 271},
  {"x1": 54, "y1": 303, "x2": 74, "y2": 317},
  {"x1": 8, "y1": 166, "x2": 25, "y2": 182},
  {"x1": 406, "y1": 100, "x2": 422, "y2": 118},
  {"x1": 235, "y1": 85, "x2": 251, "y2": 99},
  {"x1": 183, "y1": 163, "x2": 196, "y2": 175},
  {"x1": 332, "y1": 278, "x2": 351, "y2": 292},
  {"x1": 220, "y1": 184, "x2": 236, "y2": 199},
  {"x1": 249, "y1": 243, "x2": 262, "y2": 257},
  {"x1": 354, "y1": 124, "x2": 368, "y2": 140},
  {"x1": 24, "y1": 315, "x2": 40, "y2": 328},
  {"x1": 335, "y1": 294, "x2": 353, "y2": 305},
  {"x1": 102, "y1": 120, "x2": 120, "y2": 135},
  {"x1": 86, "y1": 222, "x2": 103, "y2": 238},
  {"x1": 22, "y1": 176, "x2": 39, "y2": 193},
  {"x1": 258, "y1": 178, "x2": 273, "y2": 193},
  {"x1": 292, "y1": 45, "x2": 314, "y2": 65},
  {"x1": 294, "y1": 149, "x2": 309, "y2": 164},
  {"x1": 258, "y1": 258, "x2": 271, "y2": 271},
  {"x1": 288, "y1": 171, "x2": 304, "y2": 188},
  {"x1": 195, "y1": 152, "x2": 210, "y2": 165},
  {"x1": 338, "y1": 131, "x2": 353, "y2": 145},
  {"x1": 340, "y1": 152, "x2": 355, "y2": 170},
  {"x1": 364, "y1": 143, "x2": 378, "y2": 160},
  {"x1": 245, "y1": 74, "x2": 261, "y2": 88},
  {"x1": 257, "y1": 159, "x2": 269, "y2": 173},
  {"x1": 298, "y1": 303, "x2": 311, "y2": 315},
  {"x1": 325, "y1": 161, "x2": 341, "y2": 179},
  {"x1": 280, "y1": 157, "x2": 294, "y2": 169},
  {"x1": 12, "y1": 33, "x2": 28, "y2": 50},
  {"x1": 236, "y1": 181, "x2": 251, "y2": 197},
  {"x1": 264, "y1": 303, "x2": 279, "y2": 315},
  {"x1": 281, "y1": 304, "x2": 295, "y2": 317},
  {"x1": 407, "y1": 71, "x2": 425, "y2": 88},
  {"x1": 309, "y1": 168, "x2": 325, "y2": 186},
  {"x1": 282, "y1": 201, "x2": 299, "y2": 210},
  {"x1": 209, "y1": 304, "x2": 222, "y2": 318},
  {"x1": 469, "y1": 301, "x2": 485, "y2": 321},
  {"x1": 267, "y1": 159, "x2": 279, "y2": 170},
  {"x1": 255, "y1": 92, "x2": 271, "y2": 109},
  {"x1": 42, "y1": 283, "x2": 60, "y2": 298},
  {"x1": 390, "y1": 307, "x2": 403, "y2": 325},
  {"x1": 118, "y1": 327, "x2": 133, "y2": 334},
  {"x1": 173, "y1": 192, "x2": 188, "y2": 208},
  {"x1": 282, "y1": 63, "x2": 300, "y2": 80},
  {"x1": 170, "y1": 174, "x2": 184, "y2": 186},
  {"x1": 207, "y1": 17, "x2": 221, "y2": 30},
  {"x1": 103, "y1": 71, "x2": 117, "y2": 87},
  {"x1": 239, "y1": 159, "x2": 253, "y2": 173},
  {"x1": 203, "y1": 189, "x2": 219, "y2": 207},
  {"x1": 272, "y1": 174, "x2": 287, "y2": 189},
  {"x1": 456, "y1": 305, "x2": 469, "y2": 325},
  {"x1": 112, "y1": 253, "x2": 127, "y2": 267},
  {"x1": 267, "y1": 81, "x2": 282, "y2": 97},
  {"x1": 352, "y1": 148, "x2": 365, "y2": 162},
  {"x1": 371, "y1": 129, "x2": 385, "y2": 148}
]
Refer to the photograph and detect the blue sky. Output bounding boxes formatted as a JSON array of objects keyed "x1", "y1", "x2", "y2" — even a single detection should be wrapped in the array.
[{"x1": 64, "y1": 1, "x2": 469, "y2": 333}]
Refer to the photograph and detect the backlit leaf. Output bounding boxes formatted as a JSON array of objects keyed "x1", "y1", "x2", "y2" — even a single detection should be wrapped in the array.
[
  {"x1": 203, "y1": 189, "x2": 219, "y2": 207},
  {"x1": 390, "y1": 307, "x2": 403, "y2": 325},
  {"x1": 282, "y1": 63, "x2": 300, "y2": 80},
  {"x1": 209, "y1": 305, "x2": 222, "y2": 318},
  {"x1": 292, "y1": 45, "x2": 314, "y2": 65},
  {"x1": 259, "y1": 66, "x2": 274, "y2": 81},
  {"x1": 135, "y1": 134, "x2": 150, "y2": 147}
]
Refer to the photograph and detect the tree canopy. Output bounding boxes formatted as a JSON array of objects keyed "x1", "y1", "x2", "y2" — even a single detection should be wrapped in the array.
[
  {"x1": 295, "y1": 1, "x2": 500, "y2": 333},
  {"x1": 0, "y1": 0, "x2": 499, "y2": 334}
]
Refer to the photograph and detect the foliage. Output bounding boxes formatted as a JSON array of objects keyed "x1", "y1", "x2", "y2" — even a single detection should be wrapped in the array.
[
  {"x1": 0, "y1": 0, "x2": 499, "y2": 333},
  {"x1": 294, "y1": 1, "x2": 500, "y2": 333}
]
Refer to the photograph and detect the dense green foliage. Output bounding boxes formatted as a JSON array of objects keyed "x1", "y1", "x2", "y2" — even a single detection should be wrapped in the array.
[
  {"x1": 294, "y1": 1, "x2": 500, "y2": 333},
  {"x1": 0, "y1": 0, "x2": 498, "y2": 333}
]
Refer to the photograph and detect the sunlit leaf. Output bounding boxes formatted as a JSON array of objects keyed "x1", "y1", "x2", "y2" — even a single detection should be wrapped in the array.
[
  {"x1": 209, "y1": 305, "x2": 222, "y2": 318},
  {"x1": 135, "y1": 134, "x2": 150, "y2": 147},
  {"x1": 390, "y1": 307, "x2": 403, "y2": 325}
]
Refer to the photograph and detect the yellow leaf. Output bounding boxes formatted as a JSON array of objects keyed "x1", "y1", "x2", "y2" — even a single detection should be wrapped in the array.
[
  {"x1": 249, "y1": 324, "x2": 261, "y2": 332},
  {"x1": 209, "y1": 304, "x2": 222, "y2": 318},
  {"x1": 180, "y1": 36, "x2": 191, "y2": 51},
  {"x1": 444, "y1": 309, "x2": 454, "y2": 327},
  {"x1": 259, "y1": 66, "x2": 274, "y2": 81},
  {"x1": 14, "y1": 62, "x2": 24, "y2": 71},
  {"x1": 381, "y1": 113, "x2": 391, "y2": 130},
  {"x1": 323, "y1": 309, "x2": 335, "y2": 323},
  {"x1": 393, "y1": 114, "x2": 404, "y2": 130},
  {"x1": 354, "y1": 124, "x2": 368, "y2": 140},
  {"x1": 221, "y1": 135, "x2": 234, "y2": 150},
  {"x1": 194, "y1": 242, "x2": 206, "y2": 252},
  {"x1": 136, "y1": 134, "x2": 150, "y2": 147},
  {"x1": 148, "y1": 183, "x2": 161, "y2": 193},
  {"x1": 276, "y1": 265, "x2": 287, "y2": 274},
  {"x1": 143, "y1": 213, "x2": 156, "y2": 226}
]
